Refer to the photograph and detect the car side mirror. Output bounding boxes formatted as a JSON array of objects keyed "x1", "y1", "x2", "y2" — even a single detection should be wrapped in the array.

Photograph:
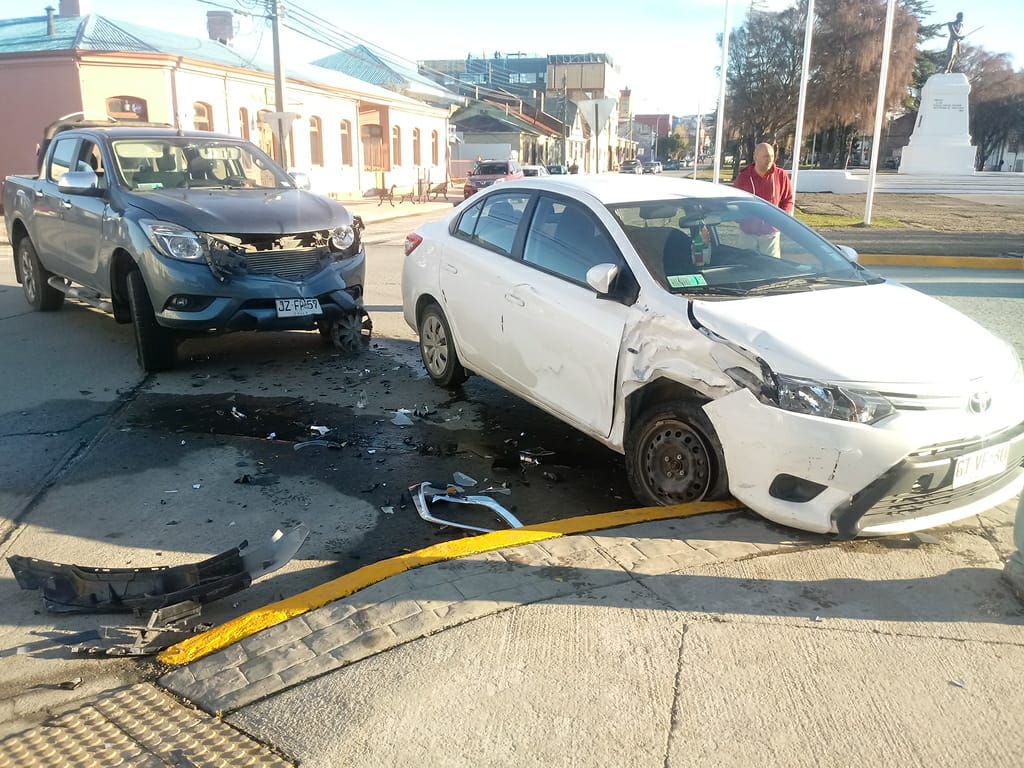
[
  {"x1": 290, "y1": 171, "x2": 312, "y2": 190},
  {"x1": 58, "y1": 170, "x2": 103, "y2": 196},
  {"x1": 836, "y1": 244, "x2": 859, "y2": 263},
  {"x1": 586, "y1": 263, "x2": 620, "y2": 295}
]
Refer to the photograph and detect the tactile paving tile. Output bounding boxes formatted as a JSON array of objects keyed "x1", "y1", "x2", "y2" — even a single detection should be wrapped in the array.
[{"x1": 0, "y1": 683, "x2": 293, "y2": 767}]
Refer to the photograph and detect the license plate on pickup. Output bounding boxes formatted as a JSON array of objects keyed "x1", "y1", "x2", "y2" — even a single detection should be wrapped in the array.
[
  {"x1": 952, "y1": 443, "x2": 1010, "y2": 488},
  {"x1": 275, "y1": 298, "x2": 322, "y2": 318}
]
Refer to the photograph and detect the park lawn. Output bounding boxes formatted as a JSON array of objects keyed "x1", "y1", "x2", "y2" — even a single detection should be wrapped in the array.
[{"x1": 794, "y1": 211, "x2": 904, "y2": 229}]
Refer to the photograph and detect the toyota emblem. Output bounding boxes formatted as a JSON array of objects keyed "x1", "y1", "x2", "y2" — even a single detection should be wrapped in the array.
[{"x1": 968, "y1": 391, "x2": 992, "y2": 414}]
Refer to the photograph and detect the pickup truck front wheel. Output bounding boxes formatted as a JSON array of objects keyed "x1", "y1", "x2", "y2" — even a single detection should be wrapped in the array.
[
  {"x1": 126, "y1": 270, "x2": 177, "y2": 372},
  {"x1": 625, "y1": 400, "x2": 729, "y2": 506},
  {"x1": 17, "y1": 238, "x2": 64, "y2": 311}
]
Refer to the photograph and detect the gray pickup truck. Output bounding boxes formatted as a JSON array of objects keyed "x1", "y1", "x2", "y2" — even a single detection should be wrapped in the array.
[{"x1": 4, "y1": 122, "x2": 367, "y2": 371}]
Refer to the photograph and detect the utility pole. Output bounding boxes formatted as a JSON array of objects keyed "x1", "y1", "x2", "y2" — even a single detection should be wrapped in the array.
[
  {"x1": 270, "y1": 0, "x2": 289, "y2": 167},
  {"x1": 562, "y1": 74, "x2": 568, "y2": 165}
]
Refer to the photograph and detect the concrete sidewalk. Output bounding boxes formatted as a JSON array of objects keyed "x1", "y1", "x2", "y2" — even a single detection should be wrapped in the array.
[{"x1": 3, "y1": 497, "x2": 1020, "y2": 766}]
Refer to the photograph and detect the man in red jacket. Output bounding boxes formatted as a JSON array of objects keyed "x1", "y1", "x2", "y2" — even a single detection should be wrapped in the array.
[{"x1": 734, "y1": 142, "x2": 794, "y2": 257}]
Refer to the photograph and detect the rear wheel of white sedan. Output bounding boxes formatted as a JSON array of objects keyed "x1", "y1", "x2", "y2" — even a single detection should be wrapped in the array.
[
  {"x1": 625, "y1": 400, "x2": 729, "y2": 506},
  {"x1": 418, "y1": 303, "x2": 467, "y2": 387}
]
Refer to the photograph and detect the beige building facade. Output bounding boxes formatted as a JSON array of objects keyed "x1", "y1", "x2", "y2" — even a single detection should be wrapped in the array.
[{"x1": 0, "y1": 8, "x2": 450, "y2": 202}]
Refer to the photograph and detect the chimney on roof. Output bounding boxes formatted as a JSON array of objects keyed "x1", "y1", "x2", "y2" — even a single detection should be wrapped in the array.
[
  {"x1": 207, "y1": 11, "x2": 234, "y2": 44},
  {"x1": 59, "y1": 0, "x2": 84, "y2": 16},
  {"x1": 45, "y1": 5, "x2": 55, "y2": 34}
]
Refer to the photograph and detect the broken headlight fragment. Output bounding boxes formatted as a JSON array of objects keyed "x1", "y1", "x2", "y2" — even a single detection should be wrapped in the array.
[{"x1": 410, "y1": 481, "x2": 523, "y2": 534}]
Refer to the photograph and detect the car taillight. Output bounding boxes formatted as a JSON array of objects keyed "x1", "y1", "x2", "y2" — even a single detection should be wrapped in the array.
[{"x1": 404, "y1": 233, "x2": 423, "y2": 256}]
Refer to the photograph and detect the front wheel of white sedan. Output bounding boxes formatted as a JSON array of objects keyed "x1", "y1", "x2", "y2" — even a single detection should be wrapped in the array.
[
  {"x1": 625, "y1": 400, "x2": 730, "y2": 506},
  {"x1": 418, "y1": 303, "x2": 467, "y2": 388}
]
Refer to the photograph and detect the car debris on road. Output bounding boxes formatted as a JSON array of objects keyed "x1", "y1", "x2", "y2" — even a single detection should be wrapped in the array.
[
  {"x1": 8, "y1": 524, "x2": 309, "y2": 613},
  {"x1": 410, "y1": 481, "x2": 523, "y2": 533}
]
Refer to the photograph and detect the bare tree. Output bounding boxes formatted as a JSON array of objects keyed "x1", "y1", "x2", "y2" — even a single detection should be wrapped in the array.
[
  {"x1": 959, "y1": 46, "x2": 1024, "y2": 170},
  {"x1": 806, "y1": 0, "x2": 919, "y2": 168},
  {"x1": 724, "y1": 3, "x2": 804, "y2": 171}
]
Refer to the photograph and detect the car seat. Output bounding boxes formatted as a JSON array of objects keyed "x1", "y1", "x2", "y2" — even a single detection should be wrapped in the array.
[
  {"x1": 662, "y1": 230, "x2": 695, "y2": 275},
  {"x1": 489, "y1": 200, "x2": 517, "y2": 223}
]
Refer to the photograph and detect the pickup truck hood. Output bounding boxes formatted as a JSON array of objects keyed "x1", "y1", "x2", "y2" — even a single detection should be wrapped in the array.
[
  {"x1": 690, "y1": 281, "x2": 1013, "y2": 387},
  {"x1": 127, "y1": 188, "x2": 353, "y2": 234}
]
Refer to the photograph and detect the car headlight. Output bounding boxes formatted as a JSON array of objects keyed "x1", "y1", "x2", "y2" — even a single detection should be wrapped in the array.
[
  {"x1": 331, "y1": 225, "x2": 355, "y2": 250},
  {"x1": 140, "y1": 219, "x2": 206, "y2": 262},
  {"x1": 771, "y1": 373, "x2": 894, "y2": 424}
]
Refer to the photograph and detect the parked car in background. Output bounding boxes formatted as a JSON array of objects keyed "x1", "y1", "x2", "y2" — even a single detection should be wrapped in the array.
[
  {"x1": 4, "y1": 122, "x2": 367, "y2": 372},
  {"x1": 663, "y1": 159, "x2": 681, "y2": 170},
  {"x1": 463, "y1": 159, "x2": 524, "y2": 198},
  {"x1": 619, "y1": 159, "x2": 643, "y2": 174},
  {"x1": 546, "y1": 164, "x2": 568, "y2": 175},
  {"x1": 402, "y1": 174, "x2": 1024, "y2": 537},
  {"x1": 522, "y1": 164, "x2": 550, "y2": 177},
  {"x1": 643, "y1": 160, "x2": 663, "y2": 174}
]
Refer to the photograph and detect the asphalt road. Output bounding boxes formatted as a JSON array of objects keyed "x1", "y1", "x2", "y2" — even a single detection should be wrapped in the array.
[{"x1": 0, "y1": 212, "x2": 1022, "y2": 733}]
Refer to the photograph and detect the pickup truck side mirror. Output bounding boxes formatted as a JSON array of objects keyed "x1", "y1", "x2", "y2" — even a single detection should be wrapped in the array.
[
  {"x1": 289, "y1": 171, "x2": 312, "y2": 190},
  {"x1": 58, "y1": 170, "x2": 103, "y2": 197}
]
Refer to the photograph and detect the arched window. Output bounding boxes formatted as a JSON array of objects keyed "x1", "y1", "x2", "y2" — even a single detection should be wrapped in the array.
[
  {"x1": 106, "y1": 96, "x2": 147, "y2": 121},
  {"x1": 361, "y1": 124, "x2": 383, "y2": 169},
  {"x1": 413, "y1": 128, "x2": 421, "y2": 166},
  {"x1": 309, "y1": 116, "x2": 323, "y2": 166},
  {"x1": 193, "y1": 102, "x2": 213, "y2": 131},
  {"x1": 392, "y1": 126, "x2": 402, "y2": 167},
  {"x1": 340, "y1": 120, "x2": 353, "y2": 166},
  {"x1": 239, "y1": 107, "x2": 250, "y2": 140},
  {"x1": 431, "y1": 130, "x2": 439, "y2": 165}
]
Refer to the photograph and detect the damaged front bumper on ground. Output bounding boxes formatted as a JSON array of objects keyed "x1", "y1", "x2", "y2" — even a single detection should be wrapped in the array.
[{"x1": 7, "y1": 524, "x2": 309, "y2": 613}]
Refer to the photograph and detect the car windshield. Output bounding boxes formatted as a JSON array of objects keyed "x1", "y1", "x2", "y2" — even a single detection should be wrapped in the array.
[
  {"x1": 112, "y1": 139, "x2": 294, "y2": 191},
  {"x1": 609, "y1": 196, "x2": 883, "y2": 296},
  {"x1": 475, "y1": 163, "x2": 509, "y2": 175}
]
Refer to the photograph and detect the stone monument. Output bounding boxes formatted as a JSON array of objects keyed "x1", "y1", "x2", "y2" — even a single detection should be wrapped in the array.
[{"x1": 898, "y1": 72, "x2": 976, "y2": 175}]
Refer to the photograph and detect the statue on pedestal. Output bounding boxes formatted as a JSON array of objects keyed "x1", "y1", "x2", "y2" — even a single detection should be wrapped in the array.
[{"x1": 944, "y1": 12, "x2": 965, "y2": 73}]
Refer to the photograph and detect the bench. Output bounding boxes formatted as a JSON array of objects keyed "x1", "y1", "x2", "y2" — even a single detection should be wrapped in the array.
[{"x1": 377, "y1": 185, "x2": 419, "y2": 206}]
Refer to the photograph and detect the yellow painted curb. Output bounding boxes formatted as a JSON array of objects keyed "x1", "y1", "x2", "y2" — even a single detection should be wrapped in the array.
[
  {"x1": 859, "y1": 254, "x2": 1023, "y2": 269},
  {"x1": 159, "y1": 499, "x2": 742, "y2": 666}
]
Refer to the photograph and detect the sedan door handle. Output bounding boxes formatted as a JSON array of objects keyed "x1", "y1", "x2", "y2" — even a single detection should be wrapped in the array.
[
  {"x1": 444, "y1": 263, "x2": 458, "y2": 274},
  {"x1": 504, "y1": 293, "x2": 525, "y2": 307}
]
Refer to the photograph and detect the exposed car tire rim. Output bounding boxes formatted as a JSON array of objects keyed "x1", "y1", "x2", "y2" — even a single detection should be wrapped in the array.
[
  {"x1": 625, "y1": 400, "x2": 729, "y2": 506},
  {"x1": 419, "y1": 303, "x2": 467, "y2": 387},
  {"x1": 328, "y1": 311, "x2": 372, "y2": 355},
  {"x1": 126, "y1": 269, "x2": 177, "y2": 373},
  {"x1": 17, "y1": 238, "x2": 64, "y2": 311}
]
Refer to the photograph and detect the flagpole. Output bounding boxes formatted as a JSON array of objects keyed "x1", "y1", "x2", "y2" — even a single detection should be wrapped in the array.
[
  {"x1": 713, "y1": 0, "x2": 732, "y2": 184},
  {"x1": 790, "y1": 0, "x2": 815, "y2": 207},
  {"x1": 865, "y1": 0, "x2": 897, "y2": 226}
]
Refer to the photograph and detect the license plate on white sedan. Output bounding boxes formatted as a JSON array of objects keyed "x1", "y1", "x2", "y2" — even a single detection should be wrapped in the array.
[
  {"x1": 275, "y1": 298, "x2": 322, "y2": 317},
  {"x1": 952, "y1": 443, "x2": 1010, "y2": 488}
]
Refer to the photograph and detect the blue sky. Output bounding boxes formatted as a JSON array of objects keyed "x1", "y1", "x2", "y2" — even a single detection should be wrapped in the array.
[{"x1": 1, "y1": 0, "x2": 1019, "y2": 115}]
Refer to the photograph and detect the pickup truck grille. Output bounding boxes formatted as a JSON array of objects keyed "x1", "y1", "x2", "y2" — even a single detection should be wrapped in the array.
[
  {"x1": 245, "y1": 250, "x2": 322, "y2": 281},
  {"x1": 206, "y1": 231, "x2": 332, "y2": 282}
]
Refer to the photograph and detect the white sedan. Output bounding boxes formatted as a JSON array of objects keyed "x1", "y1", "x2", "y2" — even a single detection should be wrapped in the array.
[{"x1": 401, "y1": 175, "x2": 1024, "y2": 537}]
